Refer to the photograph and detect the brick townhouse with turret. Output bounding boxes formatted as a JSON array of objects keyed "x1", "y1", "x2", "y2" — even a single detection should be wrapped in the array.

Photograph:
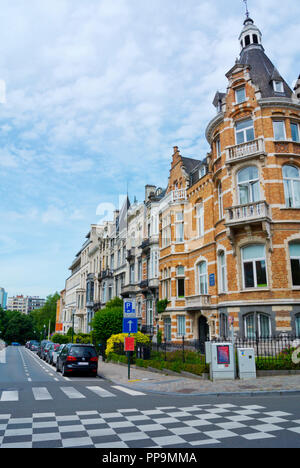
[{"x1": 157, "y1": 14, "x2": 300, "y2": 349}]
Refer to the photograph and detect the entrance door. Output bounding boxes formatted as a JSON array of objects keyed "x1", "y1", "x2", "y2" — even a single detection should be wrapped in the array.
[{"x1": 198, "y1": 316, "x2": 209, "y2": 353}]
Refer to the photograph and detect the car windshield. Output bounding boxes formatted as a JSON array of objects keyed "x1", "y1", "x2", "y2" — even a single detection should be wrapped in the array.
[{"x1": 69, "y1": 347, "x2": 97, "y2": 358}]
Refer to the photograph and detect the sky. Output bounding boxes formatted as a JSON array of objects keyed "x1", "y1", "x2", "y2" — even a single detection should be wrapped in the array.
[{"x1": 0, "y1": 0, "x2": 299, "y2": 298}]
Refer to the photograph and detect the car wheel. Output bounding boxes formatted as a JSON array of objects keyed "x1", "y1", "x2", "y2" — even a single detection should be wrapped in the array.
[{"x1": 62, "y1": 365, "x2": 67, "y2": 377}]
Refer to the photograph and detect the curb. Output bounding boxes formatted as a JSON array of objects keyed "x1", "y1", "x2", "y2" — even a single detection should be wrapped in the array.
[{"x1": 98, "y1": 371, "x2": 300, "y2": 398}]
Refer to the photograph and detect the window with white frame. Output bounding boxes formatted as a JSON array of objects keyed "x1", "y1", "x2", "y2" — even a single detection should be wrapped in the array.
[
  {"x1": 283, "y1": 165, "x2": 300, "y2": 208},
  {"x1": 235, "y1": 86, "x2": 246, "y2": 104},
  {"x1": 273, "y1": 120, "x2": 286, "y2": 140},
  {"x1": 244, "y1": 312, "x2": 271, "y2": 339},
  {"x1": 146, "y1": 300, "x2": 153, "y2": 326},
  {"x1": 216, "y1": 138, "x2": 221, "y2": 158},
  {"x1": 218, "y1": 251, "x2": 227, "y2": 293},
  {"x1": 238, "y1": 166, "x2": 260, "y2": 205},
  {"x1": 235, "y1": 118, "x2": 254, "y2": 144},
  {"x1": 196, "y1": 203, "x2": 204, "y2": 237},
  {"x1": 218, "y1": 182, "x2": 223, "y2": 219},
  {"x1": 289, "y1": 243, "x2": 300, "y2": 286},
  {"x1": 162, "y1": 215, "x2": 171, "y2": 247},
  {"x1": 242, "y1": 244, "x2": 267, "y2": 289},
  {"x1": 291, "y1": 122, "x2": 300, "y2": 143},
  {"x1": 176, "y1": 266, "x2": 185, "y2": 298},
  {"x1": 130, "y1": 263, "x2": 135, "y2": 283},
  {"x1": 177, "y1": 315, "x2": 186, "y2": 336},
  {"x1": 175, "y1": 211, "x2": 184, "y2": 243},
  {"x1": 273, "y1": 80, "x2": 284, "y2": 93},
  {"x1": 198, "y1": 261, "x2": 208, "y2": 295}
]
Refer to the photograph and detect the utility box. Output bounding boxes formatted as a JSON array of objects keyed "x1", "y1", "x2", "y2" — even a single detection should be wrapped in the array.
[
  {"x1": 237, "y1": 348, "x2": 256, "y2": 380},
  {"x1": 210, "y1": 342, "x2": 235, "y2": 381}
]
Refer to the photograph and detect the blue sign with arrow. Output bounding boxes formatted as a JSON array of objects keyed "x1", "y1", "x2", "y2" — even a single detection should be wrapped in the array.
[{"x1": 123, "y1": 317, "x2": 138, "y2": 334}]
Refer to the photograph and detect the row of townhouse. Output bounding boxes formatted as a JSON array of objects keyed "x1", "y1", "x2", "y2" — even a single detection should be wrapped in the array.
[{"x1": 57, "y1": 15, "x2": 300, "y2": 348}]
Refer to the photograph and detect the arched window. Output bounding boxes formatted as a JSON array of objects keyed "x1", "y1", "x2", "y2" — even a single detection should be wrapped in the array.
[
  {"x1": 245, "y1": 35, "x2": 251, "y2": 46},
  {"x1": 289, "y1": 243, "x2": 300, "y2": 286},
  {"x1": 218, "y1": 251, "x2": 227, "y2": 293},
  {"x1": 244, "y1": 312, "x2": 271, "y2": 339},
  {"x1": 235, "y1": 118, "x2": 255, "y2": 144},
  {"x1": 198, "y1": 261, "x2": 208, "y2": 295},
  {"x1": 237, "y1": 166, "x2": 260, "y2": 205},
  {"x1": 242, "y1": 244, "x2": 267, "y2": 288},
  {"x1": 283, "y1": 165, "x2": 300, "y2": 208}
]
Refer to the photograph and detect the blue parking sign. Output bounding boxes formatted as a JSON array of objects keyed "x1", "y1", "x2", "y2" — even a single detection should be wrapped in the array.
[{"x1": 123, "y1": 318, "x2": 138, "y2": 334}]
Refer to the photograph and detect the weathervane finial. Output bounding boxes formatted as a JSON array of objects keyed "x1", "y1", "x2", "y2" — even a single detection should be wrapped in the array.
[{"x1": 243, "y1": 0, "x2": 250, "y2": 19}]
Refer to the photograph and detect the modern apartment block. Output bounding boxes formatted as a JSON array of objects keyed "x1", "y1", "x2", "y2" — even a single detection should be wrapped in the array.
[
  {"x1": 0, "y1": 288, "x2": 8, "y2": 310},
  {"x1": 7, "y1": 295, "x2": 46, "y2": 314},
  {"x1": 59, "y1": 13, "x2": 300, "y2": 347}
]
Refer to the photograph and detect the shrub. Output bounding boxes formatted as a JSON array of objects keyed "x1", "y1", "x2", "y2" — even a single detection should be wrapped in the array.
[{"x1": 106, "y1": 332, "x2": 150, "y2": 357}]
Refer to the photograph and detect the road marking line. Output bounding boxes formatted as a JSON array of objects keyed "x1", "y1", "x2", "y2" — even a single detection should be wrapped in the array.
[
  {"x1": 0, "y1": 391, "x2": 19, "y2": 402},
  {"x1": 111, "y1": 386, "x2": 146, "y2": 396},
  {"x1": 60, "y1": 387, "x2": 86, "y2": 399},
  {"x1": 86, "y1": 386, "x2": 116, "y2": 398},
  {"x1": 32, "y1": 387, "x2": 53, "y2": 401}
]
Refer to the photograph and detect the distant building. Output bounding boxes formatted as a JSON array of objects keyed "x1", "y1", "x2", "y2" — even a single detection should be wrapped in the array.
[
  {"x1": 0, "y1": 288, "x2": 8, "y2": 309},
  {"x1": 7, "y1": 295, "x2": 46, "y2": 314}
]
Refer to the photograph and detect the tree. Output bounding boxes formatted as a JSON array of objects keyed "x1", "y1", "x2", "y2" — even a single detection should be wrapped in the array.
[
  {"x1": 3, "y1": 312, "x2": 35, "y2": 345},
  {"x1": 91, "y1": 298, "x2": 123, "y2": 346}
]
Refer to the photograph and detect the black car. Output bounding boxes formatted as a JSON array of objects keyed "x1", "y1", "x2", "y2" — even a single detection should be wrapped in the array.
[{"x1": 56, "y1": 344, "x2": 98, "y2": 377}]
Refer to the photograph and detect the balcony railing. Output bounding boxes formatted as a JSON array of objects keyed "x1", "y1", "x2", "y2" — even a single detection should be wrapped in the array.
[
  {"x1": 226, "y1": 201, "x2": 270, "y2": 226},
  {"x1": 185, "y1": 295, "x2": 211, "y2": 309},
  {"x1": 99, "y1": 269, "x2": 114, "y2": 280},
  {"x1": 172, "y1": 189, "x2": 187, "y2": 202},
  {"x1": 226, "y1": 138, "x2": 265, "y2": 164}
]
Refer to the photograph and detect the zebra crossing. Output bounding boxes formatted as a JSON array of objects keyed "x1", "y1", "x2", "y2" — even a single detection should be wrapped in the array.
[{"x1": 0, "y1": 384, "x2": 146, "y2": 403}]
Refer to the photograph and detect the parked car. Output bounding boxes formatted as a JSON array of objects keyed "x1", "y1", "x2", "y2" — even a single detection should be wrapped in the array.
[
  {"x1": 30, "y1": 341, "x2": 40, "y2": 352},
  {"x1": 46, "y1": 343, "x2": 60, "y2": 365},
  {"x1": 41, "y1": 342, "x2": 53, "y2": 361},
  {"x1": 11, "y1": 342, "x2": 21, "y2": 346},
  {"x1": 52, "y1": 344, "x2": 66, "y2": 366},
  {"x1": 38, "y1": 340, "x2": 52, "y2": 359},
  {"x1": 56, "y1": 344, "x2": 98, "y2": 377}
]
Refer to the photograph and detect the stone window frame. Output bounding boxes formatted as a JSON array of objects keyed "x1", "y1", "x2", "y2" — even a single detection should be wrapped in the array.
[
  {"x1": 241, "y1": 244, "x2": 268, "y2": 289},
  {"x1": 176, "y1": 265, "x2": 185, "y2": 299},
  {"x1": 235, "y1": 238, "x2": 271, "y2": 292}
]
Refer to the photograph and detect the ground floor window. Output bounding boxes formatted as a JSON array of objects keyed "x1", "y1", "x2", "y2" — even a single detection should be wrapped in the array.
[
  {"x1": 164, "y1": 317, "x2": 171, "y2": 341},
  {"x1": 296, "y1": 315, "x2": 300, "y2": 338},
  {"x1": 290, "y1": 243, "x2": 300, "y2": 286},
  {"x1": 219, "y1": 313, "x2": 228, "y2": 339},
  {"x1": 244, "y1": 312, "x2": 271, "y2": 339},
  {"x1": 177, "y1": 316, "x2": 186, "y2": 337},
  {"x1": 146, "y1": 300, "x2": 153, "y2": 326}
]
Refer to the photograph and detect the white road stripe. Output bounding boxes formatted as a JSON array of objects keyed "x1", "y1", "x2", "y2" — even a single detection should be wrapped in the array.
[
  {"x1": 0, "y1": 349, "x2": 6, "y2": 364},
  {"x1": 86, "y1": 386, "x2": 116, "y2": 398},
  {"x1": 60, "y1": 387, "x2": 86, "y2": 399},
  {"x1": 112, "y1": 386, "x2": 146, "y2": 396},
  {"x1": 32, "y1": 387, "x2": 53, "y2": 401},
  {"x1": 1, "y1": 391, "x2": 18, "y2": 402}
]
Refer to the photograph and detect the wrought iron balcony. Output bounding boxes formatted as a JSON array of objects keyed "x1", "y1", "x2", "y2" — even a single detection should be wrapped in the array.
[
  {"x1": 226, "y1": 138, "x2": 266, "y2": 165},
  {"x1": 99, "y1": 269, "x2": 114, "y2": 280},
  {"x1": 225, "y1": 201, "x2": 270, "y2": 227},
  {"x1": 141, "y1": 325, "x2": 155, "y2": 335},
  {"x1": 185, "y1": 295, "x2": 211, "y2": 310}
]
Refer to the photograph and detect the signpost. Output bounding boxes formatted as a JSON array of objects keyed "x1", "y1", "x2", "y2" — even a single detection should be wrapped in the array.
[{"x1": 123, "y1": 299, "x2": 137, "y2": 380}]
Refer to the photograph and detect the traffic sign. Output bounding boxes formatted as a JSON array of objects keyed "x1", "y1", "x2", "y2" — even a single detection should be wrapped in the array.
[
  {"x1": 124, "y1": 337, "x2": 135, "y2": 352},
  {"x1": 123, "y1": 299, "x2": 136, "y2": 318},
  {"x1": 123, "y1": 317, "x2": 138, "y2": 334}
]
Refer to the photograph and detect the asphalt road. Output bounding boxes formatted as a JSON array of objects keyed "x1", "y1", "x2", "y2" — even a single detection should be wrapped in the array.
[{"x1": 0, "y1": 346, "x2": 300, "y2": 449}]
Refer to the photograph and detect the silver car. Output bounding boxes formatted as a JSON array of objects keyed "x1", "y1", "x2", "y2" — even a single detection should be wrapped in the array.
[{"x1": 53, "y1": 344, "x2": 66, "y2": 367}]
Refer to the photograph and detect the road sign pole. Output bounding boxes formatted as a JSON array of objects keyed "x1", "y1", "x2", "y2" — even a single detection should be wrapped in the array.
[{"x1": 128, "y1": 332, "x2": 131, "y2": 380}]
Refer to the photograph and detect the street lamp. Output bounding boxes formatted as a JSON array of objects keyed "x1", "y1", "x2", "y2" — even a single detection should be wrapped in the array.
[{"x1": 71, "y1": 309, "x2": 75, "y2": 344}]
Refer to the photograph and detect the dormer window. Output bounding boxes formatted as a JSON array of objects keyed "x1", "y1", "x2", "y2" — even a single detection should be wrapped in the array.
[
  {"x1": 273, "y1": 80, "x2": 284, "y2": 93},
  {"x1": 235, "y1": 86, "x2": 246, "y2": 104}
]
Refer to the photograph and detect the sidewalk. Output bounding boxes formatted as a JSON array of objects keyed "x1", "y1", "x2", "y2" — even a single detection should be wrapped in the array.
[{"x1": 98, "y1": 360, "x2": 300, "y2": 396}]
